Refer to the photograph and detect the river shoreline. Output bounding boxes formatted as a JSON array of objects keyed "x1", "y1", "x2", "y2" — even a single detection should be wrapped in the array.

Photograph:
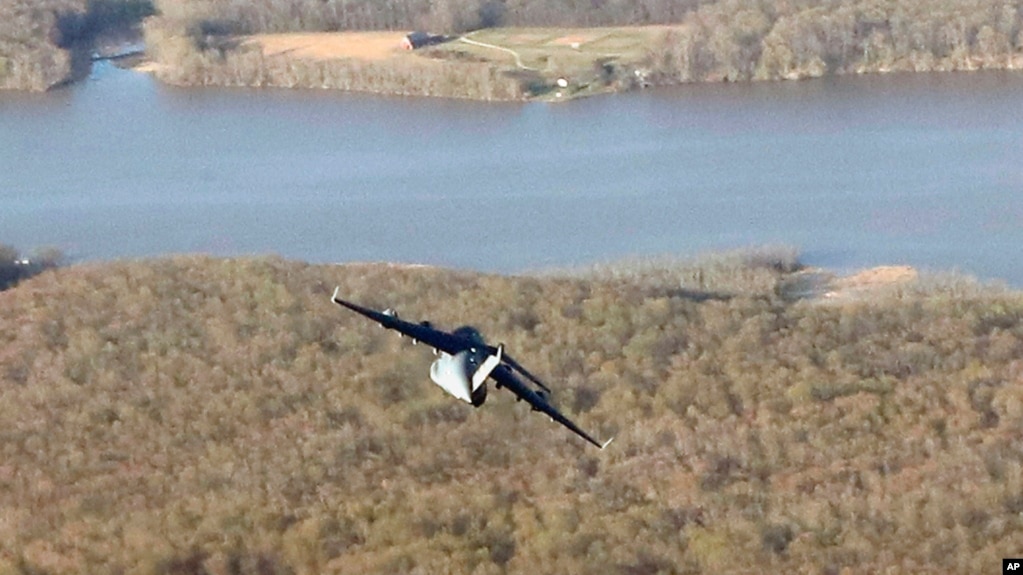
[
  {"x1": 9, "y1": 24, "x2": 1023, "y2": 101},
  {"x1": 131, "y1": 26, "x2": 1023, "y2": 102}
]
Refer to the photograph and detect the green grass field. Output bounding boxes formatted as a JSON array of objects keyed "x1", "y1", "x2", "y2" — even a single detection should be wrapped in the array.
[{"x1": 424, "y1": 26, "x2": 679, "y2": 99}]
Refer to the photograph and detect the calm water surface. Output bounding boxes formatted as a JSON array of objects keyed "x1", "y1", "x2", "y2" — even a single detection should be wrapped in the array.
[{"x1": 2, "y1": 62, "x2": 1022, "y2": 283}]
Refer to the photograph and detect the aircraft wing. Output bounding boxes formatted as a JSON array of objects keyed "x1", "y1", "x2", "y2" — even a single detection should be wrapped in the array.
[
  {"x1": 499, "y1": 352, "x2": 553, "y2": 394},
  {"x1": 331, "y1": 289, "x2": 470, "y2": 355},
  {"x1": 489, "y1": 365, "x2": 612, "y2": 450}
]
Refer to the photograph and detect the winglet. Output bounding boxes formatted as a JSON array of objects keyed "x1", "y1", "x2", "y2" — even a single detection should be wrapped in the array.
[
  {"x1": 331, "y1": 286, "x2": 341, "y2": 303},
  {"x1": 600, "y1": 437, "x2": 615, "y2": 450}
]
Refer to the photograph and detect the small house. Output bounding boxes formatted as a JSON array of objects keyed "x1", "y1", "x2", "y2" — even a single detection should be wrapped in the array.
[{"x1": 401, "y1": 31, "x2": 438, "y2": 50}]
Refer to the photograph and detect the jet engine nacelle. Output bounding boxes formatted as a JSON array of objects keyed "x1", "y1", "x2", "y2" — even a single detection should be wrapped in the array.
[
  {"x1": 382, "y1": 308, "x2": 399, "y2": 331},
  {"x1": 530, "y1": 388, "x2": 551, "y2": 411}
]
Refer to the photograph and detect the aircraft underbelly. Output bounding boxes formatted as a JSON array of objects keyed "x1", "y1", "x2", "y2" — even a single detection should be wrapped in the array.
[{"x1": 430, "y1": 353, "x2": 475, "y2": 403}]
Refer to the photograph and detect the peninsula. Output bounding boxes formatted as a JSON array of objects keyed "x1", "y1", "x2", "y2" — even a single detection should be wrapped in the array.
[{"x1": 4, "y1": 0, "x2": 1022, "y2": 100}]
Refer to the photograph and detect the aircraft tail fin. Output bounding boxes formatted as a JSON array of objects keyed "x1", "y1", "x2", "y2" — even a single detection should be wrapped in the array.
[{"x1": 472, "y1": 343, "x2": 503, "y2": 391}]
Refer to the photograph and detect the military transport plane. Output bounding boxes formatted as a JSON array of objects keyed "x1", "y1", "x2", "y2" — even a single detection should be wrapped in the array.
[{"x1": 331, "y1": 289, "x2": 612, "y2": 449}]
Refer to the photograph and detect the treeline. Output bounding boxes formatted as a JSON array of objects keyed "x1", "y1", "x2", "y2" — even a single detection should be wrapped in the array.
[
  {"x1": 0, "y1": 0, "x2": 86, "y2": 91},
  {"x1": 0, "y1": 244, "x2": 64, "y2": 291},
  {"x1": 0, "y1": 0, "x2": 153, "y2": 91},
  {"x1": 1, "y1": 251, "x2": 1022, "y2": 573},
  {"x1": 643, "y1": 0, "x2": 1023, "y2": 83},
  {"x1": 145, "y1": 0, "x2": 703, "y2": 36}
]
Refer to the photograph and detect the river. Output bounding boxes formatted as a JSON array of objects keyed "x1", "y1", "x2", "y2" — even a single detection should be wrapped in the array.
[{"x1": 2, "y1": 61, "x2": 1022, "y2": 283}]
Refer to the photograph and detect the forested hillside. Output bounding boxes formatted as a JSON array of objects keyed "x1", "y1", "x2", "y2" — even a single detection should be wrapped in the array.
[
  {"x1": 0, "y1": 0, "x2": 85, "y2": 90},
  {"x1": 649, "y1": 0, "x2": 1023, "y2": 82},
  {"x1": 145, "y1": 0, "x2": 702, "y2": 34},
  {"x1": 0, "y1": 0, "x2": 153, "y2": 90},
  {"x1": 2, "y1": 252, "x2": 1022, "y2": 573}
]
